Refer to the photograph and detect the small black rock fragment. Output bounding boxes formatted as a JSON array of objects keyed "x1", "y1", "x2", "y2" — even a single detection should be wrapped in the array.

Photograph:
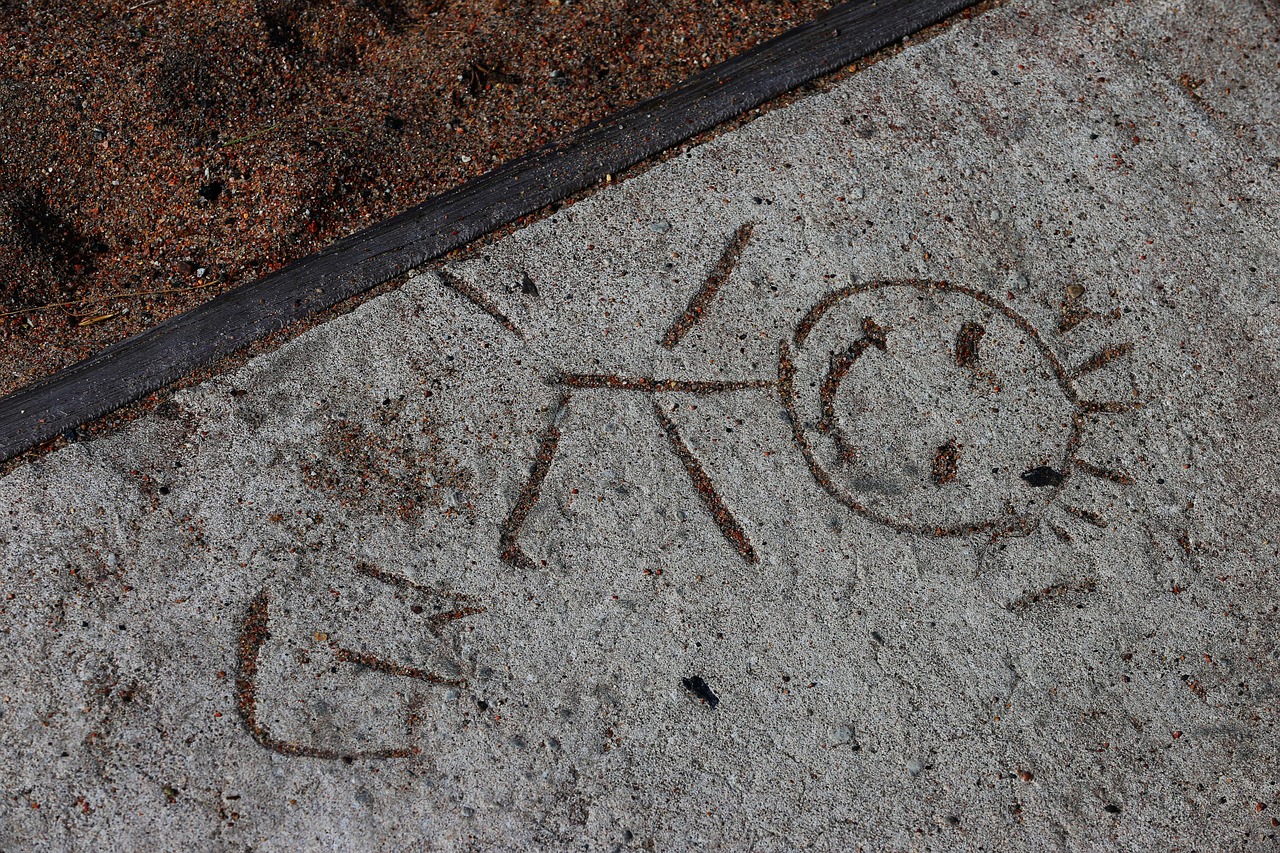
[
  {"x1": 198, "y1": 181, "x2": 223, "y2": 203},
  {"x1": 1021, "y1": 466, "x2": 1066, "y2": 487},
  {"x1": 1104, "y1": 803, "x2": 1121, "y2": 814},
  {"x1": 682, "y1": 675, "x2": 718, "y2": 709},
  {"x1": 520, "y1": 271, "x2": 539, "y2": 296}
]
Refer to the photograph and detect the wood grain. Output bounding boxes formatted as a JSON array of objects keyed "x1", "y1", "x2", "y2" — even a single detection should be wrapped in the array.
[{"x1": 0, "y1": 0, "x2": 975, "y2": 462}]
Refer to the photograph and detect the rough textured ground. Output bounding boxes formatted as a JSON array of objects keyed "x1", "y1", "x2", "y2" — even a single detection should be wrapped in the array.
[
  {"x1": 0, "y1": 0, "x2": 831, "y2": 399},
  {"x1": 2, "y1": 0, "x2": 1280, "y2": 850}
]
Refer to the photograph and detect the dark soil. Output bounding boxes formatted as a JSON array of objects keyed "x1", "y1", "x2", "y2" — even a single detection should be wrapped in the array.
[{"x1": 0, "y1": 0, "x2": 833, "y2": 398}]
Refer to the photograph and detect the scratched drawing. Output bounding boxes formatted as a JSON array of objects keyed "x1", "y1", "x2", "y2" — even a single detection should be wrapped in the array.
[
  {"x1": 238, "y1": 563, "x2": 482, "y2": 759},
  {"x1": 491, "y1": 225, "x2": 1138, "y2": 568},
  {"x1": 236, "y1": 222, "x2": 1138, "y2": 760}
]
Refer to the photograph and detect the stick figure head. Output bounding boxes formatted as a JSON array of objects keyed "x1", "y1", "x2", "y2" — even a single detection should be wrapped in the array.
[{"x1": 782, "y1": 280, "x2": 1120, "y2": 538}]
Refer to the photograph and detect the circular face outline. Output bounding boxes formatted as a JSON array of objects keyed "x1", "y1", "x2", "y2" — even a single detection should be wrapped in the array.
[{"x1": 778, "y1": 280, "x2": 1087, "y2": 538}]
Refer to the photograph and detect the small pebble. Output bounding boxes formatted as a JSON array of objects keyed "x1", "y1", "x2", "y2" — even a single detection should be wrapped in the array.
[
  {"x1": 649, "y1": 220, "x2": 670, "y2": 233},
  {"x1": 197, "y1": 181, "x2": 223, "y2": 203},
  {"x1": 681, "y1": 674, "x2": 719, "y2": 709}
]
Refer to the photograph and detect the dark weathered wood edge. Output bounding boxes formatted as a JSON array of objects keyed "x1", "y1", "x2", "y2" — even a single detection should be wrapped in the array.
[{"x1": 0, "y1": 0, "x2": 977, "y2": 462}]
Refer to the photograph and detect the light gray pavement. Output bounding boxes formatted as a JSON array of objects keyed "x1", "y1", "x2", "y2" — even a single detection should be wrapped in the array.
[{"x1": 3, "y1": 0, "x2": 1280, "y2": 850}]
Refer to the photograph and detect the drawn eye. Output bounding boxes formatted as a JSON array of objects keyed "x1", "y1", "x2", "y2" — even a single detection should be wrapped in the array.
[{"x1": 780, "y1": 280, "x2": 1136, "y2": 539}]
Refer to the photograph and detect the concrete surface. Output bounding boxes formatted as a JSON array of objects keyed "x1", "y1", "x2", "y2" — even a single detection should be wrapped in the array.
[{"x1": 3, "y1": 0, "x2": 1280, "y2": 850}]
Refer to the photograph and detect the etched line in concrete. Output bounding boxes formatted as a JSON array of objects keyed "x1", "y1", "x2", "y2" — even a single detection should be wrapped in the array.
[
  {"x1": 954, "y1": 320, "x2": 986, "y2": 369},
  {"x1": 1073, "y1": 342, "x2": 1134, "y2": 377},
  {"x1": 782, "y1": 322, "x2": 988, "y2": 538},
  {"x1": 560, "y1": 374, "x2": 774, "y2": 394},
  {"x1": 1073, "y1": 458, "x2": 1136, "y2": 486},
  {"x1": 330, "y1": 645, "x2": 463, "y2": 687},
  {"x1": 932, "y1": 439, "x2": 961, "y2": 485},
  {"x1": 794, "y1": 279, "x2": 934, "y2": 347},
  {"x1": 355, "y1": 562, "x2": 457, "y2": 598},
  {"x1": 500, "y1": 394, "x2": 569, "y2": 570},
  {"x1": 438, "y1": 268, "x2": 525, "y2": 339},
  {"x1": 1064, "y1": 505, "x2": 1109, "y2": 528},
  {"x1": 1007, "y1": 578, "x2": 1098, "y2": 612},
  {"x1": 654, "y1": 402, "x2": 759, "y2": 565},
  {"x1": 1079, "y1": 399, "x2": 1141, "y2": 414},
  {"x1": 354, "y1": 563, "x2": 486, "y2": 635},
  {"x1": 817, "y1": 316, "x2": 890, "y2": 431},
  {"x1": 235, "y1": 589, "x2": 416, "y2": 761},
  {"x1": 661, "y1": 222, "x2": 754, "y2": 349}
]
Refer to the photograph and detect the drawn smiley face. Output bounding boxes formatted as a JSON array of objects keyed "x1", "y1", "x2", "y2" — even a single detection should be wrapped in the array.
[{"x1": 779, "y1": 281, "x2": 1130, "y2": 538}]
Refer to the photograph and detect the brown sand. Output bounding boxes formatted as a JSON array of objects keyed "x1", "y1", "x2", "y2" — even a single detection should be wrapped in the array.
[{"x1": 0, "y1": 0, "x2": 833, "y2": 398}]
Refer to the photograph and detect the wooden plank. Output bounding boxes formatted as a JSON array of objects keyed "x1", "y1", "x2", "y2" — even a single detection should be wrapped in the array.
[{"x1": 0, "y1": 0, "x2": 976, "y2": 462}]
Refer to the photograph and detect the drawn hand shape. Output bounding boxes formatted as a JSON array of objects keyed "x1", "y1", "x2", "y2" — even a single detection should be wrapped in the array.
[{"x1": 237, "y1": 563, "x2": 482, "y2": 760}]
